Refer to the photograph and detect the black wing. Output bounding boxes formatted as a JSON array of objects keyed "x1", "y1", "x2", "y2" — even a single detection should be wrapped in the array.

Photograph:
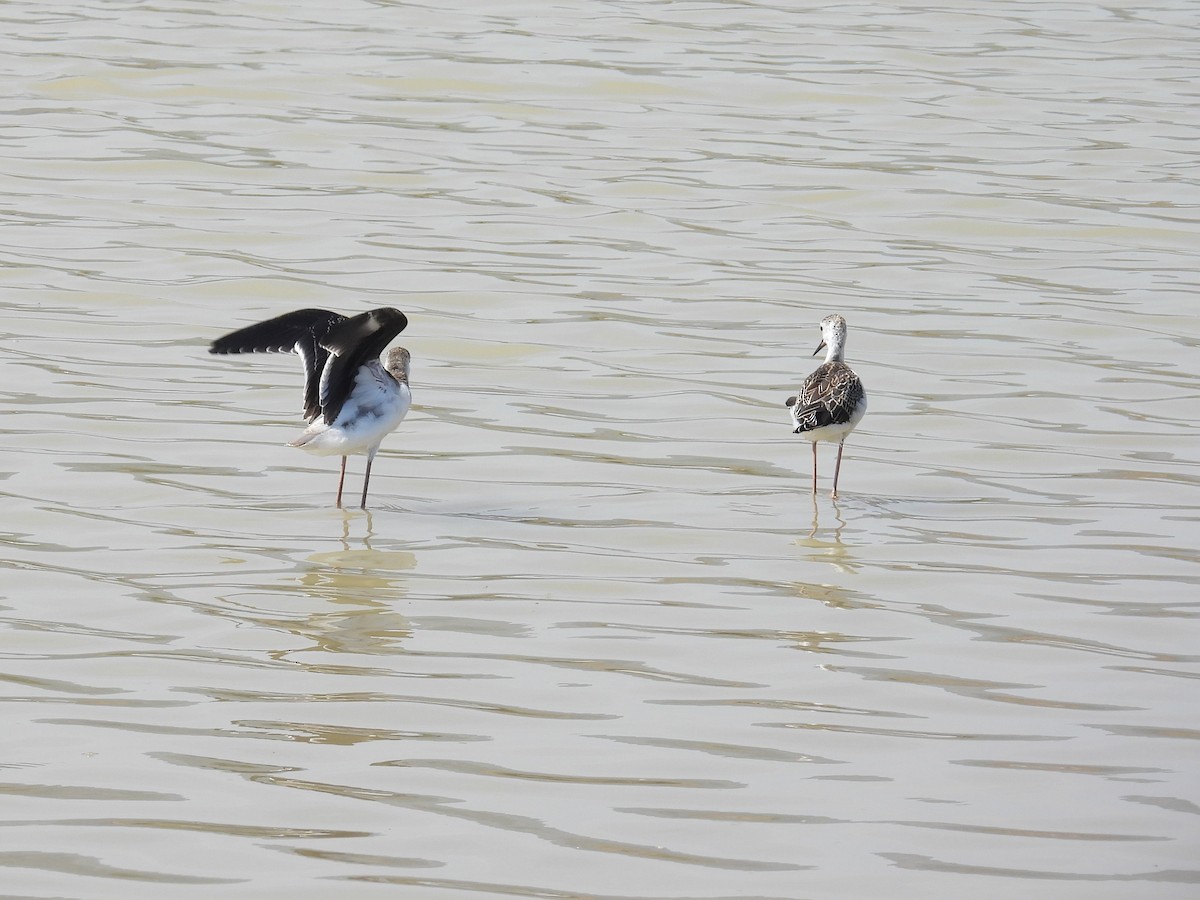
[
  {"x1": 210, "y1": 308, "x2": 346, "y2": 422},
  {"x1": 318, "y1": 308, "x2": 409, "y2": 425}
]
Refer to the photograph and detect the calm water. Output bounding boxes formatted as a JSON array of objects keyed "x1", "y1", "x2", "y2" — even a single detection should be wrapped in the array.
[{"x1": 2, "y1": 1, "x2": 1198, "y2": 897}]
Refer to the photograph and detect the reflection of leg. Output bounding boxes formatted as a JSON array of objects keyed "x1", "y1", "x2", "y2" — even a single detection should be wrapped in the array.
[
  {"x1": 335, "y1": 456, "x2": 347, "y2": 507},
  {"x1": 832, "y1": 441, "x2": 845, "y2": 499},
  {"x1": 811, "y1": 441, "x2": 818, "y2": 496},
  {"x1": 360, "y1": 449, "x2": 377, "y2": 510}
]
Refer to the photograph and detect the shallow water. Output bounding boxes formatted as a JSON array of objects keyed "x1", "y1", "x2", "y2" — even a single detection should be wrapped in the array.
[{"x1": 2, "y1": 1, "x2": 1198, "y2": 897}]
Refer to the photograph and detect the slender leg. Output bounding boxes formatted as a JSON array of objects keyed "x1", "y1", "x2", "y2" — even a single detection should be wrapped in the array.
[
  {"x1": 811, "y1": 441, "x2": 818, "y2": 496},
  {"x1": 360, "y1": 448, "x2": 378, "y2": 509},
  {"x1": 335, "y1": 456, "x2": 348, "y2": 507},
  {"x1": 831, "y1": 441, "x2": 846, "y2": 499}
]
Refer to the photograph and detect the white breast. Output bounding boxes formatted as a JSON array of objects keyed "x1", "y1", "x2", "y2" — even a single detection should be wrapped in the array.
[{"x1": 290, "y1": 362, "x2": 411, "y2": 457}]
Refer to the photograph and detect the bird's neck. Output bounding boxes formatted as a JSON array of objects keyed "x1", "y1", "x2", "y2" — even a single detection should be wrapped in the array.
[{"x1": 383, "y1": 360, "x2": 409, "y2": 385}]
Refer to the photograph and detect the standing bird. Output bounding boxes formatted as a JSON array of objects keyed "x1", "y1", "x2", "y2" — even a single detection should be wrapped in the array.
[
  {"x1": 210, "y1": 307, "x2": 412, "y2": 509},
  {"x1": 785, "y1": 314, "x2": 867, "y2": 499}
]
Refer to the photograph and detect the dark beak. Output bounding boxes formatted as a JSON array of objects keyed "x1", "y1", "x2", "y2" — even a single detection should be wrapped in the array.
[{"x1": 812, "y1": 339, "x2": 826, "y2": 357}]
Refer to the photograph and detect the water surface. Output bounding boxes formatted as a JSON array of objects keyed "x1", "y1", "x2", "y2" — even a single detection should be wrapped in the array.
[{"x1": 2, "y1": 1, "x2": 1198, "y2": 897}]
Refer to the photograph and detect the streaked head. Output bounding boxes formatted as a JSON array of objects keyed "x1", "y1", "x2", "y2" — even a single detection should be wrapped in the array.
[
  {"x1": 385, "y1": 346, "x2": 411, "y2": 383},
  {"x1": 813, "y1": 314, "x2": 848, "y2": 360}
]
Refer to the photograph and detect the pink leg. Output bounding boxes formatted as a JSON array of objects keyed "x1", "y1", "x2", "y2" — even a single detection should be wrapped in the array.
[
  {"x1": 360, "y1": 449, "x2": 377, "y2": 509},
  {"x1": 335, "y1": 456, "x2": 347, "y2": 507},
  {"x1": 832, "y1": 441, "x2": 846, "y2": 499},
  {"x1": 811, "y1": 441, "x2": 818, "y2": 496}
]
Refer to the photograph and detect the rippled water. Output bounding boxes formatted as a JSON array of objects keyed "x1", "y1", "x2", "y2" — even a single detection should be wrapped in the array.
[{"x1": 3, "y1": 1, "x2": 1198, "y2": 897}]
